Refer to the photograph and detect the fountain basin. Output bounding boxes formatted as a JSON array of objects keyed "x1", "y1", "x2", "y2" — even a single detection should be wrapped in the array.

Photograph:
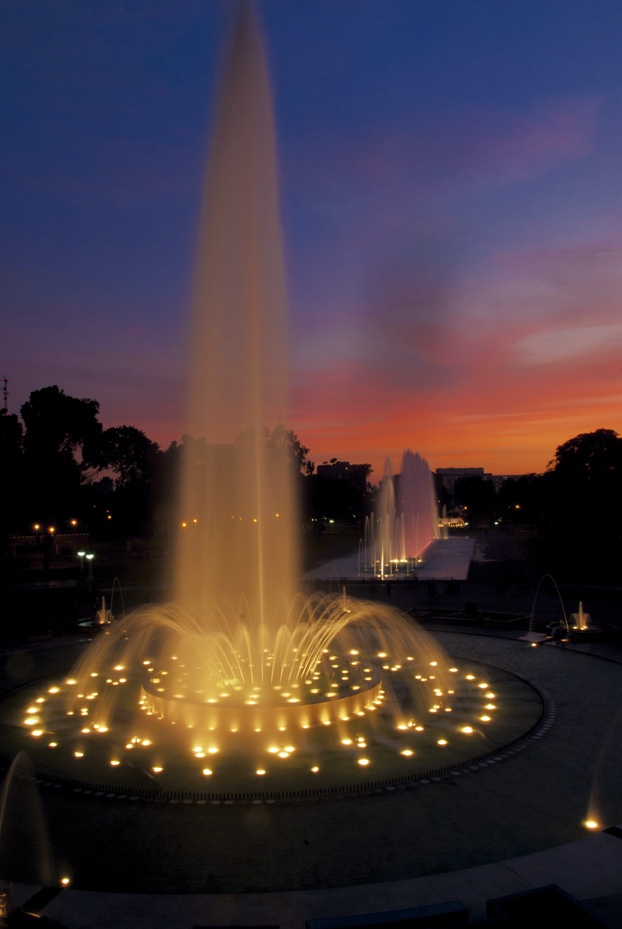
[{"x1": 140, "y1": 664, "x2": 383, "y2": 734}]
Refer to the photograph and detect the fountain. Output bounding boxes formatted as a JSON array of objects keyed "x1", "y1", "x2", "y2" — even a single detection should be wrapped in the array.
[
  {"x1": 0, "y1": 752, "x2": 52, "y2": 885},
  {"x1": 7, "y1": 3, "x2": 513, "y2": 796},
  {"x1": 363, "y1": 450, "x2": 438, "y2": 577},
  {"x1": 569, "y1": 602, "x2": 602, "y2": 640}
]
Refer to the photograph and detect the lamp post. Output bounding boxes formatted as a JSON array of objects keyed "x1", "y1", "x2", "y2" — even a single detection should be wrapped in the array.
[
  {"x1": 85, "y1": 553, "x2": 94, "y2": 582},
  {"x1": 77, "y1": 550, "x2": 86, "y2": 576}
]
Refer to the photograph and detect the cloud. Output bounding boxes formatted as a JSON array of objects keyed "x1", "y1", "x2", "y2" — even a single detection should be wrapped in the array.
[
  {"x1": 289, "y1": 95, "x2": 603, "y2": 215},
  {"x1": 516, "y1": 324, "x2": 622, "y2": 365}
]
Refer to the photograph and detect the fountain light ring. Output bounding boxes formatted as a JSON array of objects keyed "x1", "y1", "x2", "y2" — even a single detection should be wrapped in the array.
[
  {"x1": 139, "y1": 663, "x2": 383, "y2": 734},
  {"x1": 2, "y1": 664, "x2": 550, "y2": 804}
]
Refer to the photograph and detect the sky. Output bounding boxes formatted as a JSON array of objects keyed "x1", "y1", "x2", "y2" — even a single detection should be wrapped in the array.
[{"x1": 2, "y1": 0, "x2": 622, "y2": 481}]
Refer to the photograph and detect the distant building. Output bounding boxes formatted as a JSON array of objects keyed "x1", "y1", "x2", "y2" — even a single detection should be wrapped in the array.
[
  {"x1": 436, "y1": 468, "x2": 526, "y2": 495},
  {"x1": 435, "y1": 467, "x2": 492, "y2": 495}
]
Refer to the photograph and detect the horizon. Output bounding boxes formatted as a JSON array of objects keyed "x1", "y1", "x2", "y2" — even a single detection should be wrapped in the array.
[{"x1": 2, "y1": 1, "x2": 621, "y2": 479}]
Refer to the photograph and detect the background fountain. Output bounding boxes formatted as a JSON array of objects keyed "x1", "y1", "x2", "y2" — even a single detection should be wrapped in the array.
[{"x1": 363, "y1": 449, "x2": 438, "y2": 576}]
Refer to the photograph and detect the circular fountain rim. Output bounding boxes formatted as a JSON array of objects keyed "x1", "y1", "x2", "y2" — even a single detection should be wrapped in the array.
[{"x1": 1, "y1": 658, "x2": 548, "y2": 803}]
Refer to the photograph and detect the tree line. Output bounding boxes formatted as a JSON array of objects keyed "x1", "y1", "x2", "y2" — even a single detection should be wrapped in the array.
[
  {"x1": 448, "y1": 428, "x2": 622, "y2": 581},
  {"x1": 0, "y1": 384, "x2": 369, "y2": 541},
  {"x1": 2, "y1": 385, "x2": 620, "y2": 582}
]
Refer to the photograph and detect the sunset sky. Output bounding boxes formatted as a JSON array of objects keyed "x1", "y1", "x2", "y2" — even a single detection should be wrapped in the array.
[{"x1": 3, "y1": 0, "x2": 622, "y2": 481}]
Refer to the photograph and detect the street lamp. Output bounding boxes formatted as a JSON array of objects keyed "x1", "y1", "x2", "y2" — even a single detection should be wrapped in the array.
[
  {"x1": 85, "y1": 553, "x2": 95, "y2": 582},
  {"x1": 77, "y1": 551, "x2": 86, "y2": 575}
]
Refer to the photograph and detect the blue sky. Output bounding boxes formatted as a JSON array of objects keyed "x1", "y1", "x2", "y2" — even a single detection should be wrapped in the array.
[{"x1": 3, "y1": 0, "x2": 622, "y2": 476}]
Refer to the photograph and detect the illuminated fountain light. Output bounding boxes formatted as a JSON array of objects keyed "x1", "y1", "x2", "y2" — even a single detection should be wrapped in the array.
[
  {"x1": 22, "y1": 655, "x2": 506, "y2": 787},
  {"x1": 59, "y1": 593, "x2": 451, "y2": 748}
]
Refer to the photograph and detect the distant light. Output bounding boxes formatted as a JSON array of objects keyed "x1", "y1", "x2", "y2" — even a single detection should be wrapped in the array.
[{"x1": 584, "y1": 819, "x2": 600, "y2": 830}]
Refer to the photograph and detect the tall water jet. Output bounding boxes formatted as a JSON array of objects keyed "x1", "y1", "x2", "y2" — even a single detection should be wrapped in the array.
[{"x1": 176, "y1": 3, "x2": 296, "y2": 622}]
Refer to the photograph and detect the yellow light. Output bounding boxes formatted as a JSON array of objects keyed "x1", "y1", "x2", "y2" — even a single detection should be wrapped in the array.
[
  {"x1": 401, "y1": 749, "x2": 414, "y2": 757},
  {"x1": 74, "y1": 751, "x2": 84, "y2": 758},
  {"x1": 584, "y1": 819, "x2": 600, "y2": 830},
  {"x1": 461, "y1": 726, "x2": 473, "y2": 734},
  {"x1": 437, "y1": 739, "x2": 447, "y2": 746},
  {"x1": 202, "y1": 768, "x2": 213, "y2": 776},
  {"x1": 48, "y1": 687, "x2": 60, "y2": 694},
  {"x1": 110, "y1": 760, "x2": 120, "y2": 766},
  {"x1": 357, "y1": 758, "x2": 370, "y2": 766},
  {"x1": 480, "y1": 715, "x2": 491, "y2": 722},
  {"x1": 256, "y1": 769, "x2": 266, "y2": 776},
  {"x1": 311, "y1": 766, "x2": 319, "y2": 773},
  {"x1": 60, "y1": 877, "x2": 70, "y2": 886},
  {"x1": 152, "y1": 766, "x2": 163, "y2": 773},
  {"x1": 48, "y1": 742, "x2": 58, "y2": 748}
]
